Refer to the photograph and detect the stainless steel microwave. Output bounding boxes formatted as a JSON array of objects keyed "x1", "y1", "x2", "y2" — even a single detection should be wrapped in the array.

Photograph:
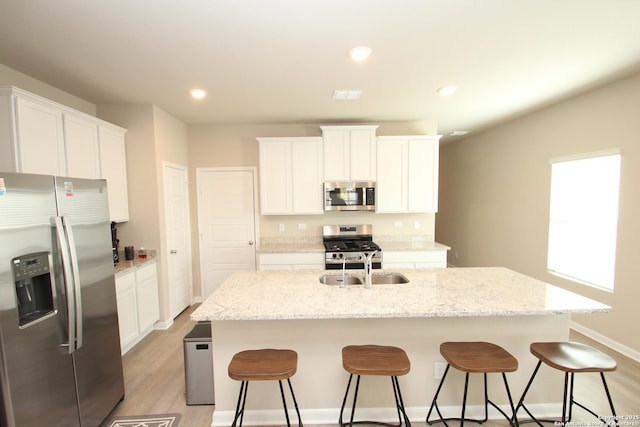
[{"x1": 324, "y1": 182, "x2": 376, "y2": 211}]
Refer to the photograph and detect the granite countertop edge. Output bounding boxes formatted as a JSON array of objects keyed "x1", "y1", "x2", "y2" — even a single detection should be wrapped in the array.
[
  {"x1": 192, "y1": 267, "x2": 611, "y2": 322},
  {"x1": 114, "y1": 256, "x2": 157, "y2": 275}
]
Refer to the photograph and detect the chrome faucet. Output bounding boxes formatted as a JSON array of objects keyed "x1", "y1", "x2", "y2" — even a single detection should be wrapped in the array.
[
  {"x1": 341, "y1": 254, "x2": 360, "y2": 288},
  {"x1": 364, "y1": 250, "x2": 378, "y2": 289}
]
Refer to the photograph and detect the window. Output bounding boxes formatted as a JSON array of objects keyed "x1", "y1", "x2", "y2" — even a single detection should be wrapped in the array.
[{"x1": 547, "y1": 150, "x2": 621, "y2": 290}]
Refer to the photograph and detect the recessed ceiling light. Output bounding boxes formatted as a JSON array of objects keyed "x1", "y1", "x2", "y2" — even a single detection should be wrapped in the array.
[
  {"x1": 349, "y1": 46, "x2": 372, "y2": 62},
  {"x1": 190, "y1": 88, "x2": 207, "y2": 99},
  {"x1": 437, "y1": 86, "x2": 457, "y2": 96},
  {"x1": 332, "y1": 90, "x2": 362, "y2": 100}
]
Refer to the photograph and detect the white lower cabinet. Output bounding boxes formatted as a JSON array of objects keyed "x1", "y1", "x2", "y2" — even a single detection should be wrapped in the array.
[
  {"x1": 114, "y1": 271, "x2": 138, "y2": 353},
  {"x1": 383, "y1": 250, "x2": 447, "y2": 269},
  {"x1": 258, "y1": 252, "x2": 324, "y2": 271},
  {"x1": 115, "y1": 261, "x2": 160, "y2": 354}
]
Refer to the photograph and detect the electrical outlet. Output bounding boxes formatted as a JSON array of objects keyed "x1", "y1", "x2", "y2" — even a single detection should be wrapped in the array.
[
  {"x1": 279, "y1": 224, "x2": 285, "y2": 232},
  {"x1": 434, "y1": 362, "x2": 447, "y2": 380},
  {"x1": 394, "y1": 221, "x2": 403, "y2": 228},
  {"x1": 414, "y1": 220, "x2": 420, "y2": 229},
  {"x1": 298, "y1": 223, "x2": 307, "y2": 230}
]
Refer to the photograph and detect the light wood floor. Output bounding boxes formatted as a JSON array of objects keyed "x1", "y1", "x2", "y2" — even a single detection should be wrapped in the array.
[
  {"x1": 102, "y1": 304, "x2": 214, "y2": 426},
  {"x1": 105, "y1": 304, "x2": 639, "y2": 426}
]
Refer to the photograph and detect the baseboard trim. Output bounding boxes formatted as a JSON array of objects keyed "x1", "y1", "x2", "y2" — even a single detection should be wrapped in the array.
[
  {"x1": 153, "y1": 319, "x2": 173, "y2": 330},
  {"x1": 571, "y1": 321, "x2": 640, "y2": 363},
  {"x1": 210, "y1": 403, "x2": 561, "y2": 426}
]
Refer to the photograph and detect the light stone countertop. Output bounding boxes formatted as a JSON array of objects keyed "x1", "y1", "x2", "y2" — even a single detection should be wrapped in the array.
[
  {"x1": 191, "y1": 267, "x2": 610, "y2": 322},
  {"x1": 114, "y1": 256, "x2": 156, "y2": 275}
]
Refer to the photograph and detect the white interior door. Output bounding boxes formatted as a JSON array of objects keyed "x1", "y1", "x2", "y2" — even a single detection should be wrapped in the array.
[
  {"x1": 197, "y1": 168, "x2": 257, "y2": 299},
  {"x1": 163, "y1": 162, "x2": 193, "y2": 319}
]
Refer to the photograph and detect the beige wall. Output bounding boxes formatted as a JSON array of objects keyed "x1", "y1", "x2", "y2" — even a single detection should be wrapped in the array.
[
  {"x1": 437, "y1": 71, "x2": 640, "y2": 355},
  {"x1": 187, "y1": 122, "x2": 439, "y2": 297},
  {"x1": 97, "y1": 104, "x2": 190, "y2": 324},
  {"x1": 0, "y1": 64, "x2": 96, "y2": 115},
  {"x1": 187, "y1": 121, "x2": 439, "y2": 240}
]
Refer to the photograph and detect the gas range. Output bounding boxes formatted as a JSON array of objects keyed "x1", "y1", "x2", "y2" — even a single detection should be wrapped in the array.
[{"x1": 322, "y1": 224, "x2": 382, "y2": 270}]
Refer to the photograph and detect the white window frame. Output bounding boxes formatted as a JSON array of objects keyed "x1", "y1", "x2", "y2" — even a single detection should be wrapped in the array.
[{"x1": 547, "y1": 149, "x2": 621, "y2": 291}]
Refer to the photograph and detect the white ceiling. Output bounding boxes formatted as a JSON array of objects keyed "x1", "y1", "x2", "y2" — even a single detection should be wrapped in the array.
[{"x1": 2, "y1": 0, "x2": 640, "y2": 141}]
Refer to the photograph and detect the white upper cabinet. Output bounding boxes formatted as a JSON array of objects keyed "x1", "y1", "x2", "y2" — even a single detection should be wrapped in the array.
[
  {"x1": 7, "y1": 95, "x2": 66, "y2": 176},
  {"x1": 98, "y1": 125, "x2": 129, "y2": 222},
  {"x1": 376, "y1": 135, "x2": 441, "y2": 213},
  {"x1": 258, "y1": 137, "x2": 324, "y2": 215},
  {"x1": 321, "y1": 125, "x2": 378, "y2": 182},
  {"x1": 0, "y1": 86, "x2": 130, "y2": 222},
  {"x1": 64, "y1": 112, "x2": 101, "y2": 179}
]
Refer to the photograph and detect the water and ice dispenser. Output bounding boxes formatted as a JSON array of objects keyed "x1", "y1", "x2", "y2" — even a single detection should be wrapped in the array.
[{"x1": 11, "y1": 252, "x2": 56, "y2": 327}]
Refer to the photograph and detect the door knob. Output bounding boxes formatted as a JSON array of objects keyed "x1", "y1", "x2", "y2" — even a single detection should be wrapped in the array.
[
  {"x1": 248, "y1": 240, "x2": 254, "y2": 246},
  {"x1": 170, "y1": 249, "x2": 177, "y2": 254}
]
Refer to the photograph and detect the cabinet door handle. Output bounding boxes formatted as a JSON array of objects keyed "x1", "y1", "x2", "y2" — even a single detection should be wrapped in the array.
[{"x1": 170, "y1": 249, "x2": 177, "y2": 254}]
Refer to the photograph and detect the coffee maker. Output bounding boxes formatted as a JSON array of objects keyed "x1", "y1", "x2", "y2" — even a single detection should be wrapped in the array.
[{"x1": 111, "y1": 222, "x2": 119, "y2": 264}]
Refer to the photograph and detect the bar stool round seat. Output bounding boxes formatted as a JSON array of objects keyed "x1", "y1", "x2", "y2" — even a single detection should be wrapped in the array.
[
  {"x1": 426, "y1": 342, "x2": 519, "y2": 427},
  {"x1": 340, "y1": 345, "x2": 411, "y2": 427},
  {"x1": 514, "y1": 342, "x2": 617, "y2": 425},
  {"x1": 228, "y1": 349, "x2": 302, "y2": 427}
]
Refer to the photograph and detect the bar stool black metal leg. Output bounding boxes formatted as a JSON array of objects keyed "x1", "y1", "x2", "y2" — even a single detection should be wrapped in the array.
[
  {"x1": 391, "y1": 376, "x2": 411, "y2": 427},
  {"x1": 339, "y1": 374, "x2": 355, "y2": 427},
  {"x1": 561, "y1": 372, "x2": 570, "y2": 426},
  {"x1": 426, "y1": 364, "x2": 451, "y2": 427},
  {"x1": 349, "y1": 375, "x2": 362, "y2": 427},
  {"x1": 481, "y1": 373, "x2": 489, "y2": 423},
  {"x1": 503, "y1": 372, "x2": 520, "y2": 427},
  {"x1": 460, "y1": 373, "x2": 470, "y2": 427},
  {"x1": 600, "y1": 373, "x2": 618, "y2": 425},
  {"x1": 278, "y1": 380, "x2": 292, "y2": 427},
  {"x1": 286, "y1": 378, "x2": 303, "y2": 427},
  {"x1": 513, "y1": 361, "x2": 545, "y2": 427},
  {"x1": 231, "y1": 380, "x2": 249, "y2": 427},
  {"x1": 340, "y1": 373, "x2": 409, "y2": 427}
]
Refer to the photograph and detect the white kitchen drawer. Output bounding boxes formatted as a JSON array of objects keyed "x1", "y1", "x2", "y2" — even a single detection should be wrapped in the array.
[
  {"x1": 135, "y1": 261, "x2": 157, "y2": 282},
  {"x1": 383, "y1": 250, "x2": 447, "y2": 268},
  {"x1": 115, "y1": 270, "x2": 135, "y2": 292},
  {"x1": 258, "y1": 252, "x2": 324, "y2": 270}
]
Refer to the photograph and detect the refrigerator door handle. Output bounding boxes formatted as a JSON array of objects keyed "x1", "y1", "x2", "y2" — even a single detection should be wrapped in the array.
[
  {"x1": 54, "y1": 216, "x2": 76, "y2": 354},
  {"x1": 61, "y1": 216, "x2": 83, "y2": 351}
]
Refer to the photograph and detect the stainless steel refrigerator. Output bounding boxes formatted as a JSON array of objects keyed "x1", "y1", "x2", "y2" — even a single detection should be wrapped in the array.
[{"x1": 0, "y1": 172, "x2": 124, "y2": 427}]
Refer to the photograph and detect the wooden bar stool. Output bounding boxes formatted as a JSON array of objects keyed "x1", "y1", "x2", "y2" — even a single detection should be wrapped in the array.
[
  {"x1": 340, "y1": 344, "x2": 411, "y2": 427},
  {"x1": 514, "y1": 342, "x2": 617, "y2": 426},
  {"x1": 228, "y1": 349, "x2": 302, "y2": 427},
  {"x1": 426, "y1": 342, "x2": 519, "y2": 427}
]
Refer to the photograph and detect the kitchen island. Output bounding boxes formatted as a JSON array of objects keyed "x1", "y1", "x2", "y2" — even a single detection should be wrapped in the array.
[{"x1": 192, "y1": 267, "x2": 609, "y2": 426}]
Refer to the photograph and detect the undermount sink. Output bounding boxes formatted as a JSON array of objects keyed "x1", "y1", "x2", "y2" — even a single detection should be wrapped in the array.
[
  {"x1": 370, "y1": 272, "x2": 409, "y2": 284},
  {"x1": 319, "y1": 273, "x2": 409, "y2": 286},
  {"x1": 319, "y1": 274, "x2": 363, "y2": 286}
]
